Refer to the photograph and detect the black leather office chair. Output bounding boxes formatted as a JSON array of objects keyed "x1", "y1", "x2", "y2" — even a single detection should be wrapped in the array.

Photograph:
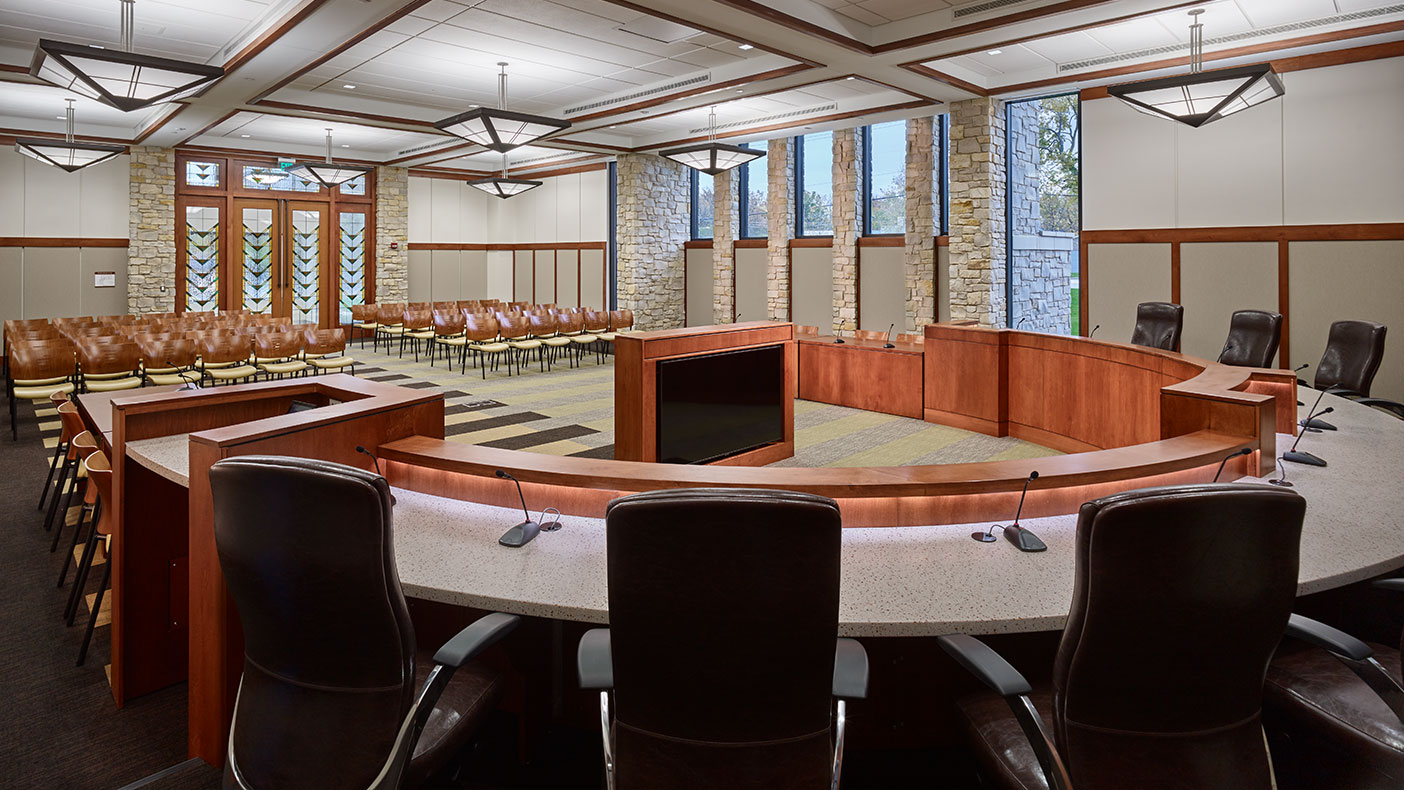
[
  {"x1": 210, "y1": 456, "x2": 518, "y2": 789},
  {"x1": 577, "y1": 488, "x2": 869, "y2": 790},
  {"x1": 1129, "y1": 301, "x2": 1184, "y2": 351},
  {"x1": 1218, "y1": 309, "x2": 1283, "y2": 368},
  {"x1": 940, "y1": 483, "x2": 1306, "y2": 790},
  {"x1": 1307, "y1": 320, "x2": 1404, "y2": 419},
  {"x1": 1263, "y1": 578, "x2": 1404, "y2": 788}
]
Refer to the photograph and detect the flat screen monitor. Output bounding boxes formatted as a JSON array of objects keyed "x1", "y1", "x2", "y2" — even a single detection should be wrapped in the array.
[{"x1": 656, "y1": 344, "x2": 784, "y2": 464}]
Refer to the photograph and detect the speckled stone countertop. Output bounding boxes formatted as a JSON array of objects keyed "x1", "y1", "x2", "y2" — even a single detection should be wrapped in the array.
[{"x1": 123, "y1": 393, "x2": 1404, "y2": 637}]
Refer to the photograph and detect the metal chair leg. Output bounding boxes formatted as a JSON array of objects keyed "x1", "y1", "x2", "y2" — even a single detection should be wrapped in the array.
[
  {"x1": 39, "y1": 439, "x2": 66, "y2": 510},
  {"x1": 77, "y1": 548, "x2": 111, "y2": 666},
  {"x1": 43, "y1": 456, "x2": 74, "y2": 533},
  {"x1": 58, "y1": 499, "x2": 97, "y2": 588},
  {"x1": 51, "y1": 474, "x2": 83, "y2": 552},
  {"x1": 65, "y1": 518, "x2": 101, "y2": 625}
]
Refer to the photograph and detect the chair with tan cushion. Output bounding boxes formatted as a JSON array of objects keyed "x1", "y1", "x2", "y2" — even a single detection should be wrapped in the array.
[
  {"x1": 77, "y1": 339, "x2": 143, "y2": 393},
  {"x1": 464, "y1": 314, "x2": 509, "y2": 379},
  {"x1": 500, "y1": 313, "x2": 541, "y2": 374},
  {"x1": 400, "y1": 310, "x2": 435, "y2": 361},
  {"x1": 200, "y1": 336, "x2": 259, "y2": 385},
  {"x1": 254, "y1": 332, "x2": 309, "y2": 380},
  {"x1": 8, "y1": 339, "x2": 76, "y2": 440},
  {"x1": 303, "y1": 328, "x2": 356, "y2": 375},
  {"x1": 375, "y1": 303, "x2": 406, "y2": 352},
  {"x1": 350, "y1": 303, "x2": 378, "y2": 349},
  {"x1": 138, "y1": 337, "x2": 201, "y2": 387},
  {"x1": 430, "y1": 311, "x2": 466, "y2": 369}
]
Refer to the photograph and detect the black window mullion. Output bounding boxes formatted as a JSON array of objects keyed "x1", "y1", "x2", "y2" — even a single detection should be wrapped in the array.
[{"x1": 793, "y1": 135, "x2": 804, "y2": 238}]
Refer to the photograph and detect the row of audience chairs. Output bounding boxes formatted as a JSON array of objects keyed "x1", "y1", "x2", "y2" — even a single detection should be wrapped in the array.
[
  {"x1": 351, "y1": 301, "x2": 636, "y2": 378},
  {"x1": 202, "y1": 459, "x2": 1404, "y2": 789},
  {"x1": 5, "y1": 315, "x2": 357, "y2": 439}
]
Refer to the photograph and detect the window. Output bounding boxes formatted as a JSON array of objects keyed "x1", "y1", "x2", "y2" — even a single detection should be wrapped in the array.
[
  {"x1": 939, "y1": 114, "x2": 950, "y2": 236},
  {"x1": 795, "y1": 131, "x2": 833, "y2": 237},
  {"x1": 338, "y1": 212, "x2": 366, "y2": 325},
  {"x1": 185, "y1": 160, "x2": 219, "y2": 188},
  {"x1": 863, "y1": 121, "x2": 905, "y2": 235},
  {"x1": 739, "y1": 139, "x2": 768, "y2": 238},
  {"x1": 691, "y1": 169, "x2": 714, "y2": 240},
  {"x1": 242, "y1": 164, "x2": 320, "y2": 192},
  {"x1": 1005, "y1": 93, "x2": 1081, "y2": 335},
  {"x1": 183, "y1": 205, "x2": 220, "y2": 311}
]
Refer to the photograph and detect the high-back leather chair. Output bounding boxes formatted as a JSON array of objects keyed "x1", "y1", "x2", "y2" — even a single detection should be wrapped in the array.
[
  {"x1": 1313, "y1": 319, "x2": 1387, "y2": 397},
  {"x1": 1218, "y1": 310, "x2": 1282, "y2": 368},
  {"x1": 210, "y1": 456, "x2": 518, "y2": 789},
  {"x1": 1129, "y1": 301, "x2": 1184, "y2": 352},
  {"x1": 578, "y1": 489, "x2": 868, "y2": 790},
  {"x1": 942, "y1": 484, "x2": 1306, "y2": 790}
]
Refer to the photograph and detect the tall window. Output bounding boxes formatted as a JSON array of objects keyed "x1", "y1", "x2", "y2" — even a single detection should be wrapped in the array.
[
  {"x1": 691, "y1": 169, "x2": 714, "y2": 240},
  {"x1": 1005, "y1": 93, "x2": 1081, "y2": 335},
  {"x1": 739, "y1": 139, "x2": 768, "y2": 238},
  {"x1": 795, "y1": 131, "x2": 833, "y2": 237},
  {"x1": 863, "y1": 121, "x2": 906, "y2": 235},
  {"x1": 939, "y1": 114, "x2": 950, "y2": 236}
]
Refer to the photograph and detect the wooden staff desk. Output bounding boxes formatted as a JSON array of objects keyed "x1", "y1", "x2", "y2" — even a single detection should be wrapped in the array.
[
  {"x1": 797, "y1": 336, "x2": 924, "y2": 419},
  {"x1": 75, "y1": 375, "x2": 444, "y2": 766}
]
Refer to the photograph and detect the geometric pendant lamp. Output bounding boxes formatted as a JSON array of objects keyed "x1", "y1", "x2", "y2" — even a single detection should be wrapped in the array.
[
  {"x1": 285, "y1": 129, "x2": 373, "y2": 189},
  {"x1": 15, "y1": 100, "x2": 125, "y2": 173},
  {"x1": 468, "y1": 154, "x2": 542, "y2": 199},
  {"x1": 660, "y1": 106, "x2": 764, "y2": 175},
  {"x1": 437, "y1": 63, "x2": 570, "y2": 153}
]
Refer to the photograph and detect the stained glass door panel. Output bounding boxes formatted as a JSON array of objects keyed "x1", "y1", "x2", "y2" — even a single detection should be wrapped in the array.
[
  {"x1": 338, "y1": 211, "x2": 366, "y2": 325},
  {"x1": 239, "y1": 203, "x2": 276, "y2": 315},
  {"x1": 289, "y1": 206, "x2": 322, "y2": 325},
  {"x1": 183, "y1": 205, "x2": 220, "y2": 312}
]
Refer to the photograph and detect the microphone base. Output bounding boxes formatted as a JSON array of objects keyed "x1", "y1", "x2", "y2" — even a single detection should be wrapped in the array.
[
  {"x1": 1268, "y1": 478, "x2": 1294, "y2": 487},
  {"x1": 499, "y1": 520, "x2": 541, "y2": 548},
  {"x1": 1003, "y1": 524, "x2": 1047, "y2": 553},
  {"x1": 1301, "y1": 418, "x2": 1336, "y2": 431},
  {"x1": 971, "y1": 531, "x2": 998, "y2": 543},
  {"x1": 883, "y1": 343, "x2": 895, "y2": 349},
  {"x1": 1283, "y1": 451, "x2": 1327, "y2": 467},
  {"x1": 833, "y1": 338, "x2": 845, "y2": 344}
]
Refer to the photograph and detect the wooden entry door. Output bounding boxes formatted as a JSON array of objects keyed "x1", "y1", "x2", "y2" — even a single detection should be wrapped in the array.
[{"x1": 233, "y1": 198, "x2": 330, "y2": 326}]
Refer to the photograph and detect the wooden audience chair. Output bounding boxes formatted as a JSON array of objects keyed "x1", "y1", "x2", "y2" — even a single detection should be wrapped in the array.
[
  {"x1": 528, "y1": 312, "x2": 567, "y2": 370},
  {"x1": 38, "y1": 390, "x2": 72, "y2": 511},
  {"x1": 375, "y1": 303, "x2": 406, "y2": 352},
  {"x1": 8, "y1": 339, "x2": 75, "y2": 440},
  {"x1": 500, "y1": 313, "x2": 543, "y2": 374},
  {"x1": 429, "y1": 311, "x2": 467, "y2": 369},
  {"x1": 795, "y1": 325, "x2": 819, "y2": 336},
  {"x1": 350, "y1": 303, "x2": 378, "y2": 348},
  {"x1": 577, "y1": 311, "x2": 610, "y2": 364},
  {"x1": 138, "y1": 338, "x2": 200, "y2": 386},
  {"x1": 43, "y1": 401, "x2": 86, "y2": 536},
  {"x1": 464, "y1": 313, "x2": 509, "y2": 379},
  {"x1": 199, "y1": 336, "x2": 259, "y2": 385},
  {"x1": 854, "y1": 329, "x2": 886, "y2": 341},
  {"x1": 400, "y1": 309, "x2": 435, "y2": 361},
  {"x1": 73, "y1": 449, "x2": 114, "y2": 666},
  {"x1": 303, "y1": 328, "x2": 356, "y2": 375},
  {"x1": 540, "y1": 312, "x2": 578, "y2": 369},
  {"x1": 253, "y1": 332, "x2": 309, "y2": 380},
  {"x1": 76, "y1": 339, "x2": 142, "y2": 394}
]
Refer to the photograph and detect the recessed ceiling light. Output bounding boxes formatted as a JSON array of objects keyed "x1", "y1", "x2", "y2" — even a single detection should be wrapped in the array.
[
  {"x1": 343, "y1": 84, "x2": 356, "y2": 89},
  {"x1": 341, "y1": 144, "x2": 349, "y2": 147},
  {"x1": 56, "y1": 115, "x2": 66, "y2": 119},
  {"x1": 738, "y1": 44, "x2": 753, "y2": 50},
  {"x1": 240, "y1": 134, "x2": 250, "y2": 138},
  {"x1": 610, "y1": 125, "x2": 617, "y2": 128},
  {"x1": 735, "y1": 89, "x2": 743, "y2": 93},
  {"x1": 987, "y1": 49, "x2": 1003, "y2": 55},
  {"x1": 845, "y1": 76, "x2": 855, "y2": 80}
]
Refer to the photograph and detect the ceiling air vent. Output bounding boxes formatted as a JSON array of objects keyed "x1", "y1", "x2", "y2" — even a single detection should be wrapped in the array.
[
  {"x1": 1060, "y1": 4, "x2": 1404, "y2": 72},
  {"x1": 954, "y1": 0, "x2": 1034, "y2": 19},
  {"x1": 564, "y1": 74, "x2": 712, "y2": 116},
  {"x1": 394, "y1": 140, "x2": 461, "y2": 158},
  {"x1": 689, "y1": 103, "x2": 838, "y2": 136}
]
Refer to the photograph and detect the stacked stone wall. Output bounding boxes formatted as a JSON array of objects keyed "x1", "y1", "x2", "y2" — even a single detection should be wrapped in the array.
[
  {"x1": 904, "y1": 117, "x2": 939, "y2": 331},
  {"x1": 712, "y1": 167, "x2": 739, "y2": 323},
  {"x1": 375, "y1": 166, "x2": 409, "y2": 304},
  {"x1": 948, "y1": 98, "x2": 1007, "y2": 327},
  {"x1": 766, "y1": 138, "x2": 794, "y2": 320},
  {"x1": 617, "y1": 153, "x2": 689, "y2": 330},
  {"x1": 128, "y1": 146, "x2": 175, "y2": 313},
  {"x1": 831, "y1": 127, "x2": 862, "y2": 334}
]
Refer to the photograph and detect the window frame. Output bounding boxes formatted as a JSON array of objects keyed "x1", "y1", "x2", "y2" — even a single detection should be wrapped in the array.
[
  {"x1": 860, "y1": 121, "x2": 906, "y2": 237},
  {"x1": 738, "y1": 142, "x2": 769, "y2": 240},
  {"x1": 689, "y1": 168, "x2": 714, "y2": 241},
  {"x1": 793, "y1": 132, "x2": 836, "y2": 239}
]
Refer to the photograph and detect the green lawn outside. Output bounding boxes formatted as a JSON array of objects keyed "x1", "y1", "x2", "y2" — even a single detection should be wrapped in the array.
[{"x1": 1071, "y1": 287, "x2": 1080, "y2": 335}]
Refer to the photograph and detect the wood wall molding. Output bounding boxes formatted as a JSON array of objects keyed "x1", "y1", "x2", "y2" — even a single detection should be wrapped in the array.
[
  {"x1": 0, "y1": 237, "x2": 129, "y2": 248},
  {"x1": 407, "y1": 241, "x2": 607, "y2": 252},
  {"x1": 735, "y1": 238, "x2": 768, "y2": 248},
  {"x1": 791, "y1": 237, "x2": 835, "y2": 248},
  {"x1": 683, "y1": 240, "x2": 713, "y2": 249},
  {"x1": 858, "y1": 235, "x2": 904, "y2": 247}
]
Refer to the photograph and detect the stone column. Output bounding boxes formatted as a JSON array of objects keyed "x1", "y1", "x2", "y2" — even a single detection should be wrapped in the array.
[
  {"x1": 128, "y1": 146, "x2": 176, "y2": 314},
  {"x1": 616, "y1": 153, "x2": 689, "y2": 330},
  {"x1": 765, "y1": 138, "x2": 794, "y2": 321},
  {"x1": 948, "y1": 97, "x2": 1007, "y2": 327},
  {"x1": 375, "y1": 166, "x2": 409, "y2": 303},
  {"x1": 904, "y1": 117, "x2": 939, "y2": 331},
  {"x1": 831, "y1": 127, "x2": 862, "y2": 334},
  {"x1": 712, "y1": 167, "x2": 739, "y2": 323}
]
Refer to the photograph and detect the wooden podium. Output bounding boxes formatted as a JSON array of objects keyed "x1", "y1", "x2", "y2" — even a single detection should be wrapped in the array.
[{"x1": 613, "y1": 321, "x2": 795, "y2": 465}]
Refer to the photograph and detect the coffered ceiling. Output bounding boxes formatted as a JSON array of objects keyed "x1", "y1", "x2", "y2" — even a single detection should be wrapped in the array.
[{"x1": 0, "y1": 0, "x2": 1400, "y2": 177}]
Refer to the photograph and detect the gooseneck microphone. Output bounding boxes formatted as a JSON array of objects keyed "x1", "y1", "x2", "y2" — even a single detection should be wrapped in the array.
[
  {"x1": 166, "y1": 359, "x2": 201, "y2": 391},
  {"x1": 1016, "y1": 315, "x2": 1031, "y2": 330},
  {"x1": 1268, "y1": 456, "x2": 1293, "y2": 488},
  {"x1": 1212, "y1": 447, "x2": 1253, "y2": 483},
  {"x1": 884, "y1": 323, "x2": 895, "y2": 349},
  {"x1": 355, "y1": 445, "x2": 397, "y2": 505},
  {"x1": 1089, "y1": 324, "x2": 1100, "y2": 338},
  {"x1": 974, "y1": 471, "x2": 1046, "y2": 552},
  {"x1": 1284, "y1": 407, "x2": 1333, "y2": 467},
  {"x1": 496, "y1": 469, "x2": 541, "y2": 547},
  {"x1": 1292, "y1": 363, "x2": 1310, "y2": 406},
  {"x1": 1300, "y1": 379, "x2": 1337, "y2": 432}
]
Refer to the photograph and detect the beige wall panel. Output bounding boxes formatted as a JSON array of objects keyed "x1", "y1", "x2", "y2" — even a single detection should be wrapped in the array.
[
  {"x1": 534, "y1": 180, "x2": 557, "y2": 243},
  {"x1": 937, "y1": 246, "x2": 950, "y2": 323},
  {"x1": 858, "y1": 246, "x2": 903, "y2": 332},
  {"x1": 457, "y1": 183, "x2": 487, "y2": 241},
  {"x1": 0, "y1": 150, "x2": 24, "y2": 237},
  {"x1": 580, "y1": 169, "x2": 609, "y2": 241},
  {"x1": 430, "y1": 250, "x2": 461, "y2": 301},
  {"x1": 486, "y1": 250, "x2": 513, "y2": 301},
  {"x1": 734, "y1": 247, "x2": 767, "y2": 323},
  {"x1": 1290, "y1": 240, "x2": 1404, "y2": 402},
  {"x1": 1175, "y1": 100, "x2": 1283, "y2": 228},
  {"x1": 1086, "y1": 243, "x2": 1172, "y2": 346},
  {"x1": 460, "y1": 250, "x2": 488, "y2": 300},
  {"x1": 1283, "y1": 58, "x2": 1404, "y2": 225},
  {"x1": 23, "y1": 158, "x2": 81, "y2": 237},
  {"x1": 0, "y1": 249, "x2": 22, "y2": 327},
  {"x1": 580, "y1": 250, "x2": 606, "y2": 311},
  {"x1": 534, "y1": 250, "x2": 557, "y2": 304},
  {"x1": 556, "y1": 250, "x2": 580, "y2": 308},
  {"x1": 1179, "y1": 242, "x2": 1279, "y2": 364},
  {"x1": 556, "y1": 173, "x2": 581, "y2": 241},
  {"x1": 791, "y1": 246, "x2": 833, "y2": 331},
  {"x1": 78, "y1": 155, "x2": 128, "y2": 238},
  {"x1": 407, "y1": 249, "x2": 431, "y2": 303},
  {"x1": 1081, "y1": 98, "x2": 1178, "y2": 230},
  {"x1": 513, "y1": 250, "x2": 533, "y2": 302},
  {"x1": 79, "y1": 247, "x2": 127, "y2": 316},
  {"x1": 684, "y1": 247, "x2": 713, "y2": 326},
  {"x1": 428, "y1": 178, "x2": 462, "y2": 243},
  {"x1": 23, "y1": 248, "x2": 81, "y2": 319},
  {"x1": 407, "y1": 177, "x2": 431, "y2": 242}
]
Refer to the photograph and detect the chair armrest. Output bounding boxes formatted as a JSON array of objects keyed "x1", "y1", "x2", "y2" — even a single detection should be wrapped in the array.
[
  {"x1": 1358, "y1": 398, "x2": 1404, "y2": 420},
  {"x1": 937, "y1": 634, "x2": 1033, "y2": 697},
  {"x1": 833, "y1": 638, "x2": 868, "y2": 700},
  {"x1": 937, "y1": 634, "x2": 1069, "y2": 790},
  {"x1": 1284, "y1": 614, "x2": 1371, "y2": 661},
  {"x1": 1372, "y1": 578, "x2": 1404, "y2": 594},
  {"x1": 432, "y1": 612, "x2": 520, "y2": 668},
  {"x1": 578, "y1": 628, "x2": 613, "y2": 690},
  {"x1": 1325, "y1": 387, "x2": 1364, "y2": 399}
]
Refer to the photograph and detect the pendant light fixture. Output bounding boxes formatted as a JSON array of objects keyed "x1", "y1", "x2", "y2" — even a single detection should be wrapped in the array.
[
  {"x1": 659, "y1": 106, "x2": 764, "y2": 175},
  {"x1": 285, "y1": 129, "x2": 373, "y2": 189},
  {"x1": 15, "y1": 99, "x2": 125, "y2": 173},
  {"x1": 436, "y1": 62, "x2": 570, "y2": 152},
  {"x1": 1106, "y1": 9, "x2": 1284, "y2": 128},
  {"x1": 30, "y1": 0, "x2": 223, "y2": 113},
  {"x1": 468, "y1": 153, "x2": 542, "y2": 199}
]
